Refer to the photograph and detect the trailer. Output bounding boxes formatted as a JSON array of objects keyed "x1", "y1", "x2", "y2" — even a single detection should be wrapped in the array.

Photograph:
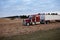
[{"x1": 23, "y1": 13, "x2": 60, "y2": 26}]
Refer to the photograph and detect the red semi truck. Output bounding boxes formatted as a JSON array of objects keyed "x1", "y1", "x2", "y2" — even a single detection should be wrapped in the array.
[
  {"x1": 23, "y1": 13, "x2": 60, "y2": 26},
  {"x1": 23, "y1": 14, "x2": 45, "y2": 26}
]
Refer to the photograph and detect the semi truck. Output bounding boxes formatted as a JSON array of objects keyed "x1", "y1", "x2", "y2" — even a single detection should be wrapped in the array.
[{"x1": 23, "y1": 13, "x2": 60, "y2": 26}]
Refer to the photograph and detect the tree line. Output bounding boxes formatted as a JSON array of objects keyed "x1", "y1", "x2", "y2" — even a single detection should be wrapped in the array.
[{"x1": 4, "y1": 15, "x2": 28, "y2": 20}]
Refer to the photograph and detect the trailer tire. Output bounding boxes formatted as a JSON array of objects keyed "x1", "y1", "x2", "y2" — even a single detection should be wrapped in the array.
[
  {"x1": 45, "y1": 21, "x2": 48, "y2": 24},
  {"x1": 45, "y1": 21, "x2": 50, "y2": 24}
]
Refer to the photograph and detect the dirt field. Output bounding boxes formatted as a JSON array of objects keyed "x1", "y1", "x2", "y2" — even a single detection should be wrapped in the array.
[{"x1": 0, "y1": 18, "x2": 60, "y2": 37}]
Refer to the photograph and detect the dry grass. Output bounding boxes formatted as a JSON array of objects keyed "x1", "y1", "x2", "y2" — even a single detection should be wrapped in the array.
[
  {"x1": 0, "y1": 18, "x2": 60, "y2": 37},
  {"x1": 0, "y1": 28, "x2": 60, "y2": 40}
]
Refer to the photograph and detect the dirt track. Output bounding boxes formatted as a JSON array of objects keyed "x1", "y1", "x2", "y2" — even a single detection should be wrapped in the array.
[{"x1": 0, "y1": 18, "x2": 60, "y2": 37}]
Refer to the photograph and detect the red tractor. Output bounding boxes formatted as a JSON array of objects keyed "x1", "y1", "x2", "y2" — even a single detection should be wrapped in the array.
[{"x1": 23, "y1": 14, "x2": 41, "y2": 26}]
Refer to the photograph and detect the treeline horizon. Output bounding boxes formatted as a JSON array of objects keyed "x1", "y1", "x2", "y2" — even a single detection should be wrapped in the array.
[{"x1": 4, "y1": 15, "x2": 29, "y2": 20}]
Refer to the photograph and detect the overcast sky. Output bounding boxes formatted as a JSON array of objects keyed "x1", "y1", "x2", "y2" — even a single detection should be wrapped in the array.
[{"x1": 0, "y1": 0, "x2": 60, "y2": 17}]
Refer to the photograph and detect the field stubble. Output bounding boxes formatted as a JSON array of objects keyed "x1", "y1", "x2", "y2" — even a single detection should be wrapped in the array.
[{"x1": 0, "y1": 18, "x2": 60, "y2": 37}]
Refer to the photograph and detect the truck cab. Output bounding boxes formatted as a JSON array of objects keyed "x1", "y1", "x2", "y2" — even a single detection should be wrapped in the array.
[
  {"x1": 23, "y1": 18, "x2": 31, "y2": 26},
  {"x1": 23, "y1": 14, "x2": 40, "y2": 26}
]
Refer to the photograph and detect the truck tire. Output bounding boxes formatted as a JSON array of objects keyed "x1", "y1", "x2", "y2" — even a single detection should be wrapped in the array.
[
  {"x1": 34, "y1": 22, "x2": 36, "y2": 25},
  {"x1": 40, "y1": 20, "x2": 45, "y2": 24},
  {"x1": 26, "y1": 23, "x2": 30, "y2": 26},
  {"x1": 30, "y1": 22, "x2": 32, "y2": 25},
  {"x1": 32, "y1": 22, "x2": 36, "y2": 25}
]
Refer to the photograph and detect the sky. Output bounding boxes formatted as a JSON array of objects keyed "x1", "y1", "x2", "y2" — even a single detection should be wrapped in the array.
[{"x1": 0, "y1": 0, "x2": 60, "y2": 17}]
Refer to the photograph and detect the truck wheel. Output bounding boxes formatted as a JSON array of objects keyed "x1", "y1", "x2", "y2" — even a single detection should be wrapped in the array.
[
  {"x1": 30, "y1": 22, "x2": 32, "y2": 25},
  {"x1": 26, "y1": 23, "x2": 30, "y2": 26},
  {"x1": 34, "y1": 22, "x2": 36, "y2": 25},
  {"x1": 45, "y1": 21, "x2": 50, "y2": 24},
  {"x1": 40, "y1": 20, "x2": 45, "y2": 24},
  {"x1": 32, "y1": 22, "x2": 36, "y2": 25}
]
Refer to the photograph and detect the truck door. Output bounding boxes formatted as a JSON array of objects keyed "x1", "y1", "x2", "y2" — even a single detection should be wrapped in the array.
[
  {"x1": 36, "y1": 15, "x2": 40, "y2": 22},
  {"x1": 35, "y1": 15, "x2": 40, "y2": 24}
]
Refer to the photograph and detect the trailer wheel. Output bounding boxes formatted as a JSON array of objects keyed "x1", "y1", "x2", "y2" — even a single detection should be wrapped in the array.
[{"x1": 45, "y1": 21, "x2": 50, "y2": 24}]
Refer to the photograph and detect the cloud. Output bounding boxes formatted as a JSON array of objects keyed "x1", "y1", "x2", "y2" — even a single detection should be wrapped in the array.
[
  {"x1": 22, "y1": 0, "x2": 32, "y2": 2},
  {"x1": 0, "y1": 0, "x2": 60, "y2": 17}
]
